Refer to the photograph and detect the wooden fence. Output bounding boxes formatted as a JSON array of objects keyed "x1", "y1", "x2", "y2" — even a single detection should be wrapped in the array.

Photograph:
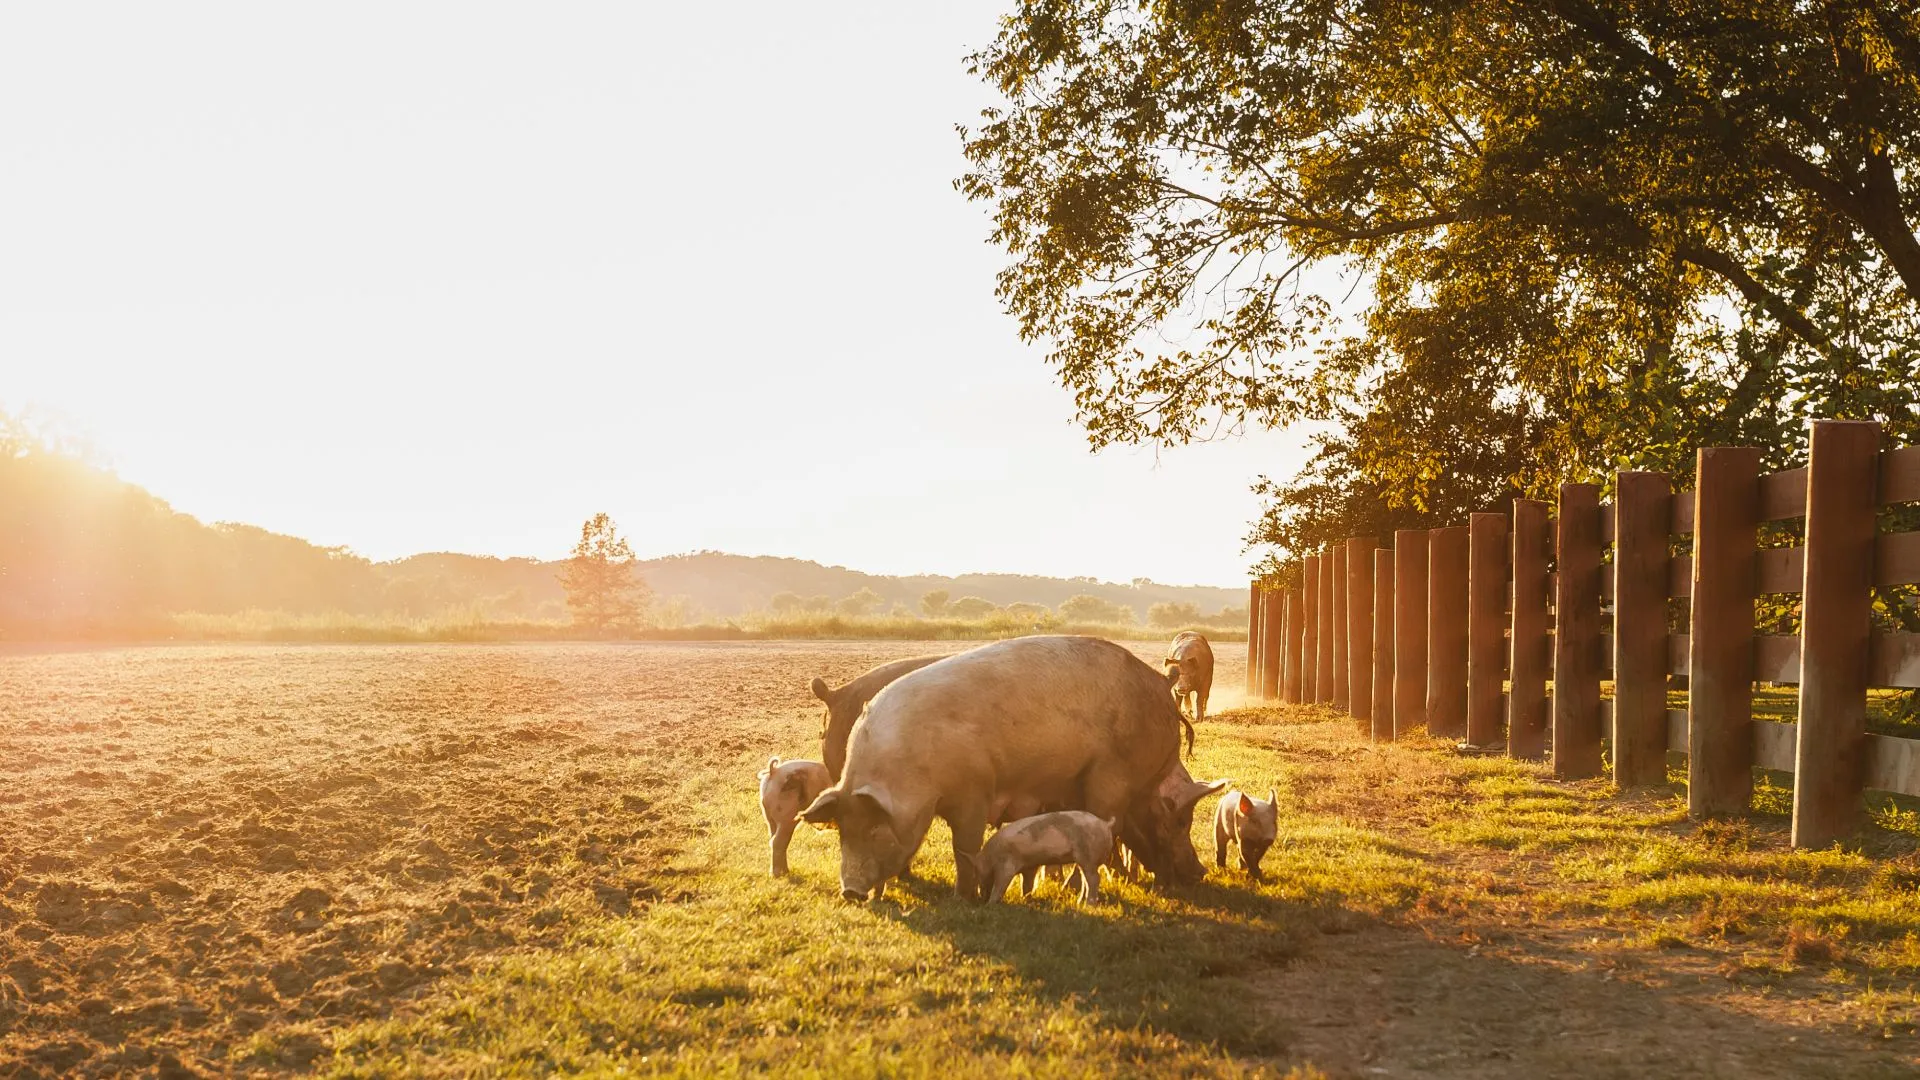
[{"x1": 1245, "y1": 419, "x2": 1920, "y2": 849}]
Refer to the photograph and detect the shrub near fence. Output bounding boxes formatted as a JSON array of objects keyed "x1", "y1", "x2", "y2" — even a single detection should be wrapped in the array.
[{"x1": 1246, "y1": 419, "x2": 1920, "y2": 850}]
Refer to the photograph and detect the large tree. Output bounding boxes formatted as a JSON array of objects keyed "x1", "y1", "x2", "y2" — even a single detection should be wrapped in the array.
[
  {"x1": 559, "y1": 513, "x2": 649, "y2": 633},
  {"x1": 962, "y1": 1, "x2": 1920, "y2": 571}
]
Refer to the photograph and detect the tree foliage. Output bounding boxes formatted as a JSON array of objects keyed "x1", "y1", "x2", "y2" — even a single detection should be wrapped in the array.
[
  {"x1": 836, "y1": 587, "x2": 885, "y2": 617},
  {"x1": 948, "y1": 595, "x2": 999, "y2": 619},
  {"x1": 1148, "y1": 600, "x2": 1204, "y2": 629},
  {"x1": 962, "y1": 1, "x2": 1920, "y2": 569},
  {"x1": 920, "y1": 588, "x2": 952, "y2": 617},
  {"x1": 559, "y1": 513, "x2": 648, "y2": 632},
  {"x1": 1058, "y1": 592, "x2": 1128, "y2": 623}
]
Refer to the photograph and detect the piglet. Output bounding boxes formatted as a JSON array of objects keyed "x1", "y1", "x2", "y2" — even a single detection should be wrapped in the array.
[
  {"x1": 963, "y1": 810, "x2": 1116, "y2": 904},
  {"x1": 1214, "y1": 787, "x2": 1279, "y2": 879},
  {"x1": 758, "y1": 756, "x2": 831, "y2": 877}
]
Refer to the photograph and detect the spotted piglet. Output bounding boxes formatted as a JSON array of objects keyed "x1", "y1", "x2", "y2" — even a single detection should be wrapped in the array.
[
  {"x1": 1213, "y1": 787, "x2": 1279, "y2": 879},
  {"x1": 758, "y1": 756, "x2": 831, "y2": 877},
  {"x1": 964, "y1": 810, "x2": 1116, "y2": 905}
]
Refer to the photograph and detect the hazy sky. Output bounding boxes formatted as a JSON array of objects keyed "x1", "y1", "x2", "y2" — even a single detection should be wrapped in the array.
[{"x1": 1, "y1": 2, "x2": 1314, "y2": 588}]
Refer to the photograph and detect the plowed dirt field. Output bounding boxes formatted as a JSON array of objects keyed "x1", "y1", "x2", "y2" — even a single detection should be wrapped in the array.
[{"x1": 0, "y1": 641, "x2": 1006, "y2": 1077}]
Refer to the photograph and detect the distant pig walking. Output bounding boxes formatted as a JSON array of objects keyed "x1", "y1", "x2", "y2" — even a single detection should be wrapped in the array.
[
  {"x1": 963, "y1": 810, "x2": 1116, "y2": 905},
  {"x1": 758, "y1": 757, "x2": 830, "y2": 877},
  {"x1": 1165, "y1": 631, "x2": 1214, "y2": 723},
  {"x1": 1214, "y1": 788, "x2": 1279, "y2": 879}
]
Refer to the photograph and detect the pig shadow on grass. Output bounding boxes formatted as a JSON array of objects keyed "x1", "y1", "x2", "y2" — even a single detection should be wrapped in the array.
[
  {"x1": 874, "y1": 873, "x2": 1918, "y2": 1078},
  {"x1": 874, "y1": 872, "x2": 1337, "y2": 1057}
]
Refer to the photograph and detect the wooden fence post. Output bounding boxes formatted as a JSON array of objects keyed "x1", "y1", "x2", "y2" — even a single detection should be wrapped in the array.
[
  {"x1": 1246, "y1": 581, "x2": 1261, "y2": 697},
  {"x1": 1332, "y1": 543, "x2": 1350, "y2": 713},
  {"x1": 1261, "y1": 583, "x2": 1284, "y2": 701},
  {"x1": 1509, "y1": 499, "x2": 1552, "y2": 760},
  {"x1": 1554, "y1": 483, "x2": 1604, "y2": 778},
  {"x1": 1284, "y1": 583, "x2": 1305, "y2": 704},
  {"x1": 1689, "y1": 446, "x2": 1761, "y2": 818},
  {"x1": 1302, "y1": 556, "x2": 1321, "y2": 704},
  {"x1": 1427, "y1": 526, "x2": 1470, "y2": 739},
  {"x1": 1793, "y1": 420, "x2": 1881, "y2": 847},
  {"x1": 1373, "y1": 548, "x2": 1395, "y2": 742},
  {"x1": 1394, "y1": 530, "x2": 1429, "y2": 737},
  {"x1": 1468, "y1": 513, "x2": 1509, "y2": 748},
  {"x1": 1613, "y1": 471, "x2": 1673, "y2": 787},
  {"x1": 1318, "y1": 548, "x2": 1337, "y2": 705},
  {"x1": 1347, "y1": 537, "x2": 1377, "y2": 728}
]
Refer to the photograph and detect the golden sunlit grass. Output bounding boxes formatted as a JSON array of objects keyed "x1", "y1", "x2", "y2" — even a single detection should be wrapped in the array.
[{"x1": 6, "y1": 642, "x2": 1918, "y2": 1078}]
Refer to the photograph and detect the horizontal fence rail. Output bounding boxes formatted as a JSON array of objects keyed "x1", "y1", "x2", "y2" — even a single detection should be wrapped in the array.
[{"x1": 1246, "y1": 419, "x2": 1920, "y2": 849}]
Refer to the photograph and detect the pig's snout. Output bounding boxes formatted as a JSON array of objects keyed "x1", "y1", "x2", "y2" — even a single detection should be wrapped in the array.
[{"x1": 841, "y1": 887, "x2": 869, "y2": 903}]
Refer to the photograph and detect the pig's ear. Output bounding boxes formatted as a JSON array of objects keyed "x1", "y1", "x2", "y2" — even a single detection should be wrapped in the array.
[
  {"x1": 810, "y1": 677, "x2": 834, "y2": 704},
  {"x1": 1235, "y1": 793, "x2": 1254, "y2": 816},
  {"x1": 1267, "y1": 787, "x2": 1277, "y2": 806},
  {"x1": 1175, "y1": 779, "x2": 1228, "y2": 814},
  {"x1": 1163, "y1": 661, "x2": 1181, "y2": 686},
  {"x1": 800, "y1": 788, "x2": 843, "y2": 826},
  {"x1": 849, "y1": 784, "x2": 898, "y2": 826}
]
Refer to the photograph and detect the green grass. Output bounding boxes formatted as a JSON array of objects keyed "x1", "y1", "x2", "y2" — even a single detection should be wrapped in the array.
[
  {"x1": 301, "y1": 707, "x2": 1920, "y2": 1074},
  {"x1": 312, "y1": 723, "x2": 1368, "y2": 1077},
  {"x1": 1426, "y1": 763, "x2": 1920, "y2": 990}
]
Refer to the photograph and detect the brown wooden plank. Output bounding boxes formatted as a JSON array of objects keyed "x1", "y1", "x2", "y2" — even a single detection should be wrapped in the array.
[
  {"x1": 1670, "y1": 554, "x2": 1692, "y2": 598},
  {"x1": 1758, "y1": 466, "x2": 1809, "y2": 521},
  {"x1": 1753, "y1": 720, "x2": 1799, "y2": 773},
  {"x1": 1877, "y1": 444, "x2": 1920, "y2": 506},
  {"x1": 1667, "y1": 708, "x2": 1688, "y2": 752},
  {"x1": 1284, "y1": 584, "x2": 1306, "y2": 704},
  {"x1": 1554, "y1": 484, "x2": 1605, "y2": 778},
  {"x1": 1600, "y1": 501, "x2": 1616, "y2": 544},
  {"x1": 1644, "y1": 717, "x2": 1920, "y2": 800},
  {"x1": 1672, "y1": 493, "x2": 1696, "y2": 535},
  {"x1": 1866, "y1": 733, "x2": 1920, "y2": 797},
  {"x1": 1302, "y1": 556, "x2": 1321, "y2": 704},
  {"x1": 1331, "y1": 543, "x2": 1348, "y2": 711},
  {"x1": 1869, "y1": 632, "x2": 1920, "y2": 689},
  {"x1": 1754, "y1": 635, "x2": 1801, "y2": 684},
  {"x1": 1246, "y1": 582, "x2": 1262, "y2": 697},
  {"x1": 1793, "y1": 419, "x2": 1880, "y2": 848},
  {"x1": 1371, "y1": 548, "x2": 1394, "y2": 742},
  {"x1": 1393, "y1": 530, "x2": 1429, "y2": 736},
  {"x1": 1876, "y1": 531, "x2": 1920, "y2": 586},
  {"x1": 1509, "y1": 499, "x2": 1552, "y2": 761},
  {"x1": 1467, "y1": 513, "x2": 1509, "y2": 747},
  {"x1": 1426, "y1": 526, "x2": 1470, "y2": 738},
  {"x1": 1599, "y1": 632, "x2": 1615, "y2": 676},
  {"x1": 1347, "y1": 537, "x2": 1377, "y2": 731},
  {"x1": 1669, "y1": 634, "x2": 1689, "y2": 676},
  {"x1": 1756, "y1": 546, "x2": 1805, "y2": 595},
  {"x1": 1689, "y1": 446, "x2": 1761, "y2": 818},
  {"x1": 1261, "y1": 583, "x2": 1284, "y2": 700}
]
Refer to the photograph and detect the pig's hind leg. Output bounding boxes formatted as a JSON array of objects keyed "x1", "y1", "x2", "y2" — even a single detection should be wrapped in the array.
[{"x1": 769, "y1": 817, "x2": 798, "y2": 877}]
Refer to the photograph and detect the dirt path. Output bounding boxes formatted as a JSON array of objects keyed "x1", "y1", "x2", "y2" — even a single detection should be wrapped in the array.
[{"x1": 1243, "y1": 718, "x2": 1919, "y2": 1078}]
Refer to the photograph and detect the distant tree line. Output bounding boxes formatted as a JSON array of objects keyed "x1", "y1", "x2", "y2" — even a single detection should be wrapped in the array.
[{"x1": 754, "y1": 586, "x2": 1240, "y2": 630}]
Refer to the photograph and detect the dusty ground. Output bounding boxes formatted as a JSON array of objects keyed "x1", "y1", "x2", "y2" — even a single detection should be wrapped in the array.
[
  {"x1": 2, "y1": 640, "x2": 1915, "y2": 1078},
  {"x1": 0, "y1": 641, "x2": 988, "y2": 1077}
]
